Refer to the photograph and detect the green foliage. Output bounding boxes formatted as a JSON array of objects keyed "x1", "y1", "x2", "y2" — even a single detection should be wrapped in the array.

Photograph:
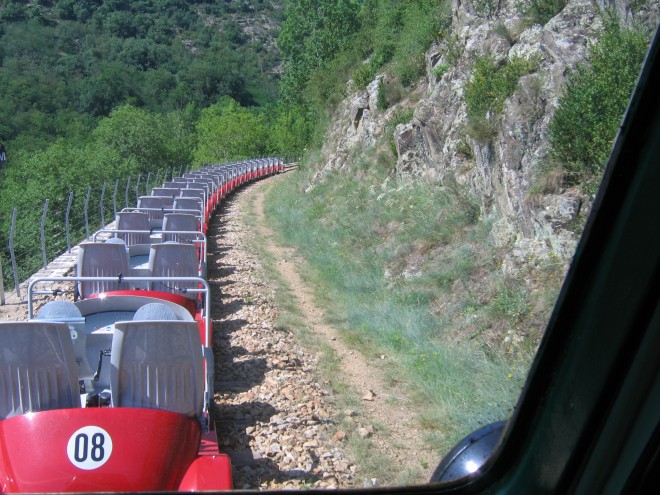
[
  {"x1": 194, "y1": 98, "x2": 268, "y2": 163},
  {"x1": 466, "y1": 54, "x2": 538, "y2": 118},
  {"x1": 472, "y1": 0, "x2": 499, "y2": 18},
  {"x1": 93, "y1": 105, "x2": 195, "y2": 172},
  {"x1": 516, "y1": 0, "x2": 567, "y2": 26},
  {"x1": 456, "y1": 139, "x2": 474, "y2": 159},
  {"x1": 353, "y1": 63, "x2": 377, "y2": 89},
  {"x1": 385, "y1": 107, "x2": 415, "y2": 155},
  {"x1": 376, "y1": 80, "x2": 388, "y2": 111},
  {"x1": 278, "y1": 0, "x2": 362, "y2": 104},
  {"x1": 362, "y1": 0, "x2": 448, "y2": 86},
  {"x1": 490, "y1": 279, "x2": 530, "y2": 323},
  {"x1": 493, "y1": 22, "x2": 515, "y2": 45},
  {"x1": 0, "y1": 0, "x2": 281, "y2": 143},
  {"x1": 432, "y1": 63, "x2": 450, "y2": 79},
  {"x1": 549, "y1": 19, "x2": 650, "y2": 191},
  {"x1": 268, "y1": 104, "x2": 312, "y2": 162},
  {"x1": 465, "y1": 53, "x2": 537, "y2": 142}
]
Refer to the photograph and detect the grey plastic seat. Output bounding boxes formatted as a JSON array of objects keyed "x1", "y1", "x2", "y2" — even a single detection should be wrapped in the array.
[
  {"x1": 137, "y1": 196, "x2": 167, "y2": 228},
  {"x1": 35, "y1": 301, "x2": 94, "y2": 381},
  {"x1": 173, "y1": 197, "x2": 203, "y2": 216},
  {"x1": 110, "y1": 320, "x2": 204, "y2": 418},
  {"x1": 133, "y1": 302, "x2": 179, "y2": 321},
  {"x1": 77, "y1": 241, "x2": 130, "y2": 299},
  {"x1": 161, "y1": 213, "x2": 198, "y2": 243},
  {"x1": 162, "y1": 181, "x2": 185, "y2": 189},
  {"x1": 151, "y1": 187, "x2": 180, "y2": 208},
  {"x1": 148, "y1": 242, "x2": 199, "y2": 297},
  {"x1": 115, "y1": 211, "x2": 151, "y2": 246},
  {"x1": 0, "y1": 321, "x2": 80, "y2": 419},
  {"x1": 180, "y1": 187, "x2": 206, "y2": 206}
]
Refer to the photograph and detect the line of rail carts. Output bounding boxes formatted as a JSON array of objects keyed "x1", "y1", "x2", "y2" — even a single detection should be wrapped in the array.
[{"x1": 0, "y1": 158, "x2": 285, "y2": 492}]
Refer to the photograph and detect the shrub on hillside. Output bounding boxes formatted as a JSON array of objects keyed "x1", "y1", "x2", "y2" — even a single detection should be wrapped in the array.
[
  {"x1": 464, "y1": 54, "x2": 537, "y2": 142},
  {"x1": 548, "y1": 19, "x2": 650, "y2": 191}
]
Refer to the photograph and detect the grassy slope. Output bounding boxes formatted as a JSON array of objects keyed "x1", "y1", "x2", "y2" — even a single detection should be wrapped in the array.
[{"x1": 262, "y1": 151, "x2": 562, "y2": 453}]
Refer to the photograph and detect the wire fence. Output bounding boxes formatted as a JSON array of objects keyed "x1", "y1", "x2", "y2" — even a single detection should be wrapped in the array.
[{"x1": 1, "y1": 166, "x2": 185, "y2": 303}]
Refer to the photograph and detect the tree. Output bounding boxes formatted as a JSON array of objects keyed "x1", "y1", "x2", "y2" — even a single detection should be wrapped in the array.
[
  {"x1": 194, "y1": 98, "x2": 268, "y2": 163},
  {"x1": 93, "y1": 105, "x2": 168, "y2": 172},
  {"x1": 278, "y1": 0, "x2": 362, "y2": 103},
  {"x1": 268, "y1": 105, "x2": 311, "y2": 161},
  {"x1": 78, "y1": 63, "x2": 135, "y2": 116}
]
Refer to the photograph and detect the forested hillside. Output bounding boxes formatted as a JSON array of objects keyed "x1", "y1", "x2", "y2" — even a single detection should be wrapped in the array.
[
  {"x1": 0, "y1": 0, "x2": 281, "y2": 148},
  {"x1": 0, "y1": 0, "x2": 285, "y2": 286}
]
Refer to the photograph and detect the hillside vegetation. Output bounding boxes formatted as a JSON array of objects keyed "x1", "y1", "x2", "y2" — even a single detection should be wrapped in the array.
[{"x1": 0, "y1": 0, "x2": 281, "y2": 148}]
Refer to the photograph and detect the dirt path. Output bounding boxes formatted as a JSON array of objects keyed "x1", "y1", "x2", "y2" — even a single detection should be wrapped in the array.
[{"x1": 209, "y1": 173, "x2": 436, "y2": 488}]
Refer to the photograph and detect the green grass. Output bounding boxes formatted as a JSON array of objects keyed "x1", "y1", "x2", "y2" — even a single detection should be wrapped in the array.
[{"x1": 261, "y1": 155, "x2": 551, "y2": 455}]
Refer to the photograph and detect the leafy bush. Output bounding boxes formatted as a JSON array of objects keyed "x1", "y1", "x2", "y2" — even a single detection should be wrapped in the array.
[
  {"x1": 194, "y1": 97, "x2": 268, "y2": 163},
  {"x1": 516, "y1": 0, "x2": 567, "y2": 26},
  {"x1": 353, "y1": 63, "x2": 377, "y2": 88},
  {"x1": 548, "y1": 19, "x2": 650, "y2": 191},
  {"x1": 465, "y1": 54, "x2": 537, "y2": 118},
  {"x1": 465, "y1": 54, "x2": 537, "y2": 141},
  {"x1": 432, "y1": 63, "x2": 450, "y2": 79}
]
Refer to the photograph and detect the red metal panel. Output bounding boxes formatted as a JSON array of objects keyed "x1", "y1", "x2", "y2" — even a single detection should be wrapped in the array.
[{"x1": 0, "y1": 408, "x2": 209, "y2": 492}]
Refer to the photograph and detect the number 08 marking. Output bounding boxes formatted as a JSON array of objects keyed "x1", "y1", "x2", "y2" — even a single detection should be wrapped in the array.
[{"x1": 67, "y1": 426, "x2": 113, "y2": 470}]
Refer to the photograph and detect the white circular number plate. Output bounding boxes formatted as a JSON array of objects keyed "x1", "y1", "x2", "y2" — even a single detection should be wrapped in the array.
[{"x1": 67, "y1": 426, "x2": 113, "y2": 470}]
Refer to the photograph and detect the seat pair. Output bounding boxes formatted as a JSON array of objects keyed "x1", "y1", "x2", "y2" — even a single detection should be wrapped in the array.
[
  {"x1": 77, "y1": 240, "x2": 200, "y2": 299},
  {"x1": 0, "y1": 320, "x2": 204, "y2": 421},
  {"x1": 115, "y1": 211, "x2": 200, "y2": 245}
]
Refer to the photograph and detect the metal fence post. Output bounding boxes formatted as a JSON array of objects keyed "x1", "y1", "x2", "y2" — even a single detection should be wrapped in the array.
[
  {"x1": 40, "y1": 199, "x2": 49, "y2": 269},
  {"x1": 135, "y1": 174, "x2": 141, "y2": 205},
  {"x1": 84, "y1": 186, "x2": 91, "y2": 239},
  {"x1": 113, "y1": 179, "x2": 119, "y2": 218},
  {"x1": 0, "y1": 255, "x2": 4, "y2": 305},
  {"x1": 100, "y1": 182, "x2": 106, "y2": 228},
  {"x1": 9, "y1": 208, "x2": 20, "y2": 298},
  {"x1": 145, "y1": 171, "x2": 151, "y2": 194},
  {"x1": 125, "y1": 176, "x2": 131, "y2": 209},
  {"x1": 65, "y1": 192, "x2": 74, "y2": 253}
]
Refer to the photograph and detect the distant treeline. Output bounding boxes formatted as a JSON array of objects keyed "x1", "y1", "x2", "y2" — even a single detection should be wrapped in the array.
[{"x1": 0, "y1": 0, "x2": 282, "y2": 149}]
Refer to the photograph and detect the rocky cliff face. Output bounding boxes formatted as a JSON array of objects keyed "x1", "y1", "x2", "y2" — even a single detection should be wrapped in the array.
[{"x1": 313, "y1": 0, "x2": 658, "y2": 277}]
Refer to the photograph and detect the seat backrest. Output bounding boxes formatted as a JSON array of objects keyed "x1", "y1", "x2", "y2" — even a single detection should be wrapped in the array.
[
  {"x1": 137, "y1": 196, "x2": 166, "y2": 228},
  {"x1": 77, "y1": 241, "x2": 130, "y2": 299},
  {"x1": 173, "y1": 197, "x2": 202, "y2": 215},
  {"x1": 133, "y1": 302, "x2": 179, "y2": 321},
  {"x1": 115, "y1": 211, "x2": 151, "y2": 246},
  {"x1": 0, "y1": 321, "x2": 80, "y2": 419},
  {"x1": 180, "y1": 188, "x2": 206, "y2": 211},
  {"x1": 150, "y1": 188, "x2": 177, "y2": 208},
  {"x1": 161, "y1": 213, "x2": 198, "y2": 243},
  {"x1": 34, "y1": 301, "x2": 93, "y2": 381},
  {"x1": 148, "y1": 242, "x2": 199, "y2": 297},
  {"x1": 110, "y1": 320, "x2": 204, "y2": 418}
]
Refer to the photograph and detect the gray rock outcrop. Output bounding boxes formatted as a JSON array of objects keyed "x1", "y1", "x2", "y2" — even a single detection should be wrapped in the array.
[{"x1": 312, "y1": 0, "x2": 658, "y2": 276}]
